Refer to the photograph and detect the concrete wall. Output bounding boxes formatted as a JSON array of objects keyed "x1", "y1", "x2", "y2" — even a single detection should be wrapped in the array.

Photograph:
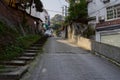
[
  {"x1": 67, "y1": 24, "x2": 92, "y2": 50},
  {"x1": 68, "y1": 36, "x2": 91, "y2": 50},
  {"x1": 77, "y1": 36, "x2": 91, "y2": 50},
  {"x1": 92, "y1": 41, "x2": 120, "y2": 63},
  {"x1": 67, "y1": 24, "x2": 90, "y2": 50},
  {"x1": 67, "y1": 24, "x2": 120, "y2": 63},
  {"x1": 67, "y1": 25, "x2": 120, "y2": 63},
  {"x1": 68, "y1": 34, "x2": 120, "y2": 63}
]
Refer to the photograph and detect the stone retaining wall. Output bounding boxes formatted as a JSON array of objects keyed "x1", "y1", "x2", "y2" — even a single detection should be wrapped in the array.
[
  {"x1": 68, "y1": 34, "x2": 120, "y2": 63},
  {"x1": 92, "y1": 41, "x2": 120, "y2": 63},
  {"x1": 67, "y1": 24, "x2": 120, "y2": 63},
  {"x1": 68, "y1": 35, "x2": 91, "y2": 50}
]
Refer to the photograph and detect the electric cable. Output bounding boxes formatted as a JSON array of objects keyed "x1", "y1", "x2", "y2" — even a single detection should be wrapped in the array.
[
  {"x1": 89, "y1": 0, "x2": 118, "y2": 15},
  {"x1": 46, "y1": 9, "x2": 62, "y2": 13}
]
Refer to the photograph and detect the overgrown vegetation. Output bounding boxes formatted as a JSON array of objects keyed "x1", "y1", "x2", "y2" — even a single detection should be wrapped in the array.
[
  {"x1": 15, "y1": 0, "x2": 43, "y2": 12},
  {"x1": 51, "y1": 14, "x2": 64, "y2": 36},
  {"x1": 65, "y1": 0, "x2": 87, "y2": 23},
  {"x1": 64, "y1": 0, "x2": 95, "y2": 39},
  {"x1": 83, "y1": 25, "x2": 95, "y2": 38},
  {"x1": 0, "y1": 21, "x2": 40, "y2": 61}
]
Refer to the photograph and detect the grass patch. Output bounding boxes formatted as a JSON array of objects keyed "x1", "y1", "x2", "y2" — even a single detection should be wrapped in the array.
[
  {"x1": 0, "y1": 35, "x2": 40, "y2": 61},
  {"x1": 17, "y1": 35, "x2": 40, "y2": 49}
]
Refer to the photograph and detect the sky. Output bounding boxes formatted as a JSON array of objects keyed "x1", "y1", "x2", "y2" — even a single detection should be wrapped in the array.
[{"x1": 41, "y1": 0, "x2": 68, "y2": 18}]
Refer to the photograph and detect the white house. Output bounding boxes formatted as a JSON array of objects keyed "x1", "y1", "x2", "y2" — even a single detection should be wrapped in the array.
[
  {"x1": 87, "y1": 0, "x2": 120, "y2": 47},
  {"x1": 25, "y1": 1, "x2": 50, "y2": 32}
]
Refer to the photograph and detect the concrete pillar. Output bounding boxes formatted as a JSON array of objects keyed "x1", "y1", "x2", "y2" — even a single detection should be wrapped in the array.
[{"x1": 96, "y1": 31, "x2": 101, "y2": 42}]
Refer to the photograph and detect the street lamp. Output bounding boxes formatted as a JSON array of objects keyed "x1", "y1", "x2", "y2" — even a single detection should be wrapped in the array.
[
  {"x1": 34, "y1": 21, "x2": 37, "y2": 33},
  {"x1": 34, "y1": 21, "x2": 36, "y2": 25}
]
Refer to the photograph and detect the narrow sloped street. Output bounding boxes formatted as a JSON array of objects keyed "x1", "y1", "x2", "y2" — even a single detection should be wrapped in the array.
[{"x1": 21, "y1": 37, "x2": 120, "y2": 80}]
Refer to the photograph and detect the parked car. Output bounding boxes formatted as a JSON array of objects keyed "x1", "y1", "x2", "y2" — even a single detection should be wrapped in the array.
[{"x1": 44, "y1": 30, "x2": 53, "y2": 37}]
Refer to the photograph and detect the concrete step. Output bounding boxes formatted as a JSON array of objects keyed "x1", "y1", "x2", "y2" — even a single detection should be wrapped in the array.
[
  {"x1": 31, "y1": 44, "x2": 43, "y2": 47},
  {"x1": 0, "y1": 60, "x2": 27, "y2": 66},
  {"x1": 28, "y1": 46, "x2": 40, "y2": 50},
  {"x1": 25, "y1": 50, "x2": 39, "y2": 53},
  {"x1": 23, "y1": 52, "x2": 37, "y2": 57},
  {"x1": 0, "y1": 65, "x2": 28, "y2": 80},
  {"x1": 17, "y1": 56, "x2": 34, "y2": 61}
]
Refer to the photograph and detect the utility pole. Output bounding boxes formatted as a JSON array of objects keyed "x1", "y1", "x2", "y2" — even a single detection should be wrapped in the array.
[
  {"x1": 65, "y1": 6, "x2": 68, "y2": 17},
  {"x1": 61, "y1": 5, "x2": 68, "y2": 38},
  {"x1": 62, "y1": 5, "x2": 68, "y2": 17},
  {"x1": 62, "y1": 6, "x2": 64, "y2": 17}
]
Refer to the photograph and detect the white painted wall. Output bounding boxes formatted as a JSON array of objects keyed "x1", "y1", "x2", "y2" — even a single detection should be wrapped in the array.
[
  {"x1": 88, "y1": 0, "x2": 120, "y2": 43},
  {"x1": 26, "y1": 3, "x2": 49, "y2": 23},
  {"x1": 95, "y1": 32, "x2": 101, "y2": 42},
  {"x1": 88, "y1": 0, "x2": 120, "y2": 23}
]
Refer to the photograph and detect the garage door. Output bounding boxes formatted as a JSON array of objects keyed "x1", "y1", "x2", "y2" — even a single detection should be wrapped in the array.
[{"x1": 101, "y1": 34, "x2": 120, "y2": 47}]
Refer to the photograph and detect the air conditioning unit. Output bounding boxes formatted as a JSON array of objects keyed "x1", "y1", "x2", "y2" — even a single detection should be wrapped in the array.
[
  {"x1": 98, "y1": 16, "x2": 105, "y2": 23},
  {"x1": 102, "y1": 0, "x2": 110, "y2": 4}
]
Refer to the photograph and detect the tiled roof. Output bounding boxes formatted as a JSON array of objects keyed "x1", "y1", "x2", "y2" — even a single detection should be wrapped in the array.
[{"x1": 0, "y1": 1, "x2": 42, "y2": 27}]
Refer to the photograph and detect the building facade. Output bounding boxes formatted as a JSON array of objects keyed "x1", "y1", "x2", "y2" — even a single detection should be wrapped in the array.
[
  {"x1": 88, "y1": 0, "x2": 120, "y2": 47},
  {"x1": 25, "y1": 0, "x2": 50, "y2": 33}
]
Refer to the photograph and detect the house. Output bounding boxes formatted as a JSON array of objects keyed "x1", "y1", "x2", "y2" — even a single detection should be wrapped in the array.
[
  {"x1": 4, "y1": 0, "x2": 17, "y2": 7},
  {"x1": 42, "y1": 9, "x2": 50, "y2": 29},
  {"x1": 0, "y1": 0, "x2": 43, "y2": 34},
  {"x1": 87, "y1": 0, "x2": 120, "y2": 47},
  {"x1": 25, "y1": 1, "x2": 50, "y2": 31}
]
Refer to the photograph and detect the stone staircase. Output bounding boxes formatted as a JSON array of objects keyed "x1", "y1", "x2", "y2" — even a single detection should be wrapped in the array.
[{"x1": 0, "y1": 36, "x2": 48, "y2": 80}]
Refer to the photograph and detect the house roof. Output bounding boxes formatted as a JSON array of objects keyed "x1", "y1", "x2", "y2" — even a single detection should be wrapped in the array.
[{"x1": 0, "y1": 1, "x2": 42, "y2": 27}]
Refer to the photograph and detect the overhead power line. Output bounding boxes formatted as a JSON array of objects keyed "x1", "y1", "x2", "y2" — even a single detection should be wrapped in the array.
[
  {"x1": 89, "y1": 0, "x2": 118, "y2": 15},
  {"x1": 46, "y1": 9, "x2": 62, "y2": 13}
]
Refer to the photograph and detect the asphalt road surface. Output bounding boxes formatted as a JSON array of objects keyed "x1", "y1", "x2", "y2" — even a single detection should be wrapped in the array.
[{"x1": 21, "y1": 37, "x2": 120, "y2": 80}]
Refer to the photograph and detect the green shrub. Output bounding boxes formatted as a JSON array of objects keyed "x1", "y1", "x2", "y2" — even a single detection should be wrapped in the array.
[
  {"x1": 0, "y1": 21, "x2": 41, "y2": 61},
  {"x1": 17, "y1": 35, "x2": 40, "y2": 49},
  {"x1": 0, "y1": 34, "x2": 40, "y2": 61}
]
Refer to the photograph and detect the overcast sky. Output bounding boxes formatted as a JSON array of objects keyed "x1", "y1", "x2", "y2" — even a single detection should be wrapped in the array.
[{"x1": 41, "y1": 0, "x2": 68, "y2": 18}]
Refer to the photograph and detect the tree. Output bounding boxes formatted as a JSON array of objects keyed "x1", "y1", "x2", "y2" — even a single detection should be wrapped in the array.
[
  {"x1": 66, "y1": 0, "x2": 88, "y2": 24},
  {"x1": 51, "y1": 14, "x2": 63, "y2": 23},
  {"x1": 51, "y1": 14, "x2": 64, "y2": 36},
  {"x1": 65, "y1": 0, "x2": 95, "y2": 38},
  {"x1": 34, "y1": 0, "x2": 43, "y2": 12},
  {"x1": 15, "y1": 0, "x2": 43, "y2": 12}
]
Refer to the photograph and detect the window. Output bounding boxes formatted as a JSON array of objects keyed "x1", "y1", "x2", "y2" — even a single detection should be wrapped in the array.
[
  {"x1": 116, "y1": 5, "x2": 120, "y2": 17},
  {"x1": 107, "y1": 4, "x2": 120, "y2": 20},
  {"x1": 107, "y1": 7, "x2": 114, "y2": 19}
]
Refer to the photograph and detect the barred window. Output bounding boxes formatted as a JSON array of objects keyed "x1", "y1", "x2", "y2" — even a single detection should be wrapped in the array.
[
  {"x1": 107, "y1": 4, "x2": 120, "y2": 20},
  {"x1": 107, "y1": 7, "x2": 114, "y2": 19}
]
